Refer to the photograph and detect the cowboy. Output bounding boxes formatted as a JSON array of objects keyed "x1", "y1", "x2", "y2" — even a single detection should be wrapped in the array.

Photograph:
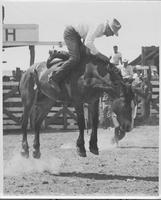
[{"x1": 49, "y1": 18, "x2": 121, "y2": 92}]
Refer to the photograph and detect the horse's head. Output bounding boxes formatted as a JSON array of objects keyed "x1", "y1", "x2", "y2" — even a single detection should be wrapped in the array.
[
  {"x1": 80, "y1": 59, "x2": 140, "y2": 133},
  {"x1": 102, "y1": 64, "x2": 141, "y2": 132},
  {"x1": 111, "y1": 82, "x2": 136, "y2": 132}
]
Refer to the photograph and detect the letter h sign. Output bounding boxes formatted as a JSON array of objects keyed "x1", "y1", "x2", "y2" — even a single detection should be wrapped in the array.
[{"x1": 5, "y1": 29, "x2": 16, "y2": 41}]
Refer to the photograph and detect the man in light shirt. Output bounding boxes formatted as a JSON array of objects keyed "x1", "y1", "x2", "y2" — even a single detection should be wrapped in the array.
[
  {"x1": 109, "y1": 45, "x2": 122, "y2": 66},
  {"x1": 49, "y1": 18, "x2": 121, "y2": 92},
  {"x1": 118, "y1": 59, "x2": 133, "y2": 79}
]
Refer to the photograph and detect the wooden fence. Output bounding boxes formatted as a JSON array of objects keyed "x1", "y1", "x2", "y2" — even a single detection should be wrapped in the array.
[
  {"x1": 3, "y1": 79, "x2": 159, "y2": 132},
  {"x1": 3, "y1": 80, "x2": 78, "y2": 132},
  {"x1": 150, "y1": 79, "x2": 159, "y2": 118}
]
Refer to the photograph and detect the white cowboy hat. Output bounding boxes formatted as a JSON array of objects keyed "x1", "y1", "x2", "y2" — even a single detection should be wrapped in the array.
[{"x1": 109, "y1": 18, "x2": 121, "y2": 36}]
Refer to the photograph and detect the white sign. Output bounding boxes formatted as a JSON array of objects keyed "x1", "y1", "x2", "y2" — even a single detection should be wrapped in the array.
[{"x1": 3, "y1": 24, "x2": 39, "y2": 43}]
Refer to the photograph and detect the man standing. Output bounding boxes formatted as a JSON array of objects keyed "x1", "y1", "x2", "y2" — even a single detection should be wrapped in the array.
[
  {"x1": 109, "y1": 45, "x2": 122, "y2": 66},
  {"x1": 118, "y1": 59, "x2": 133, "y2": 79}
]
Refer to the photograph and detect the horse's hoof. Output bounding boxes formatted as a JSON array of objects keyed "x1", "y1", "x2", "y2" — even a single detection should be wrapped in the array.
[
  {"x1": 21, "y1": 150, "x2": 29, "y2": 158},
  {"x1": 76, "y1": 146, "x2": 87, "y2": 157},
  {"x1": 89, "y1": 148, "x2": 99, "y2": 155},
  {"x1": 33, "y1": 151, "x2": 41, "y2": 159},
  {"x1": 77, "y1": 150, "x2": 87, "y2": 157}
]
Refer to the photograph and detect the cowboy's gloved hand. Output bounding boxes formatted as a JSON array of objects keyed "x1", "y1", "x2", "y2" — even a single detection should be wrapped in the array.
[{"x1": 96, "y1": 53, "x2": 109, "y2": 63}]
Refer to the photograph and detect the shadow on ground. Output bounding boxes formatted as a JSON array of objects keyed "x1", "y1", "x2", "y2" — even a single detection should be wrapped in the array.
[{"x1": 51, "y1": 172, "x2": 159, "y2": 182}]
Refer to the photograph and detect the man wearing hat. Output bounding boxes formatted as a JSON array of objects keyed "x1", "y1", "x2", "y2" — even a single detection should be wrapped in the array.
[{"x1": 49, "y1": 18, "x2": 121, "y2": 92}]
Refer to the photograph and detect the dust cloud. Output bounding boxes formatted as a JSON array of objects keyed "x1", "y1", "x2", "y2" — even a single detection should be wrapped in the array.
[
  {"x1": 61, "y1": 128, "x2": 117, "y2": 150},
  {"x1": 4, "y1": 150, "x2": 63, "y2": 177}
]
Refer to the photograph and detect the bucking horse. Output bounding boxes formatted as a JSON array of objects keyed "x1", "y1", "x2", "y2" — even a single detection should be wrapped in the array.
[{"x1": 19, "y1": 46, "x2": 142, "y2": 158}]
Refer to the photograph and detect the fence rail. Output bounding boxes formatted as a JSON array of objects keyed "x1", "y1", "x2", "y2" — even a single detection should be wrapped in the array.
[{"x1": 3, "y1": 80, "x2": 78, "y2": 132}]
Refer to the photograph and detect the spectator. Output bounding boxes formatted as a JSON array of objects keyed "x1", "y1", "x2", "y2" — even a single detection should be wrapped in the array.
[
  {"x1": 132, "y1": 67, "x2": 142, "y2": 87},
  {"x1": 152, "y1": 68, "x2": 159, "y2": 79},
  {"x1": 118, "y1": 59, "x2": 133, "y2": 79},
  {"x1": 109, "y1": 45, "x2": 122, "y2": 66},
  {"x1": 132, "y1": 67, "x2": 140, "y2": 83}
]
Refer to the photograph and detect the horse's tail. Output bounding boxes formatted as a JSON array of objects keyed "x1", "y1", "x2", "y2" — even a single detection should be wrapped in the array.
[
  {"x1": 33, "y1": 69, "x2": 41, "y2": 90},
  {"x1": 18, "y1": 71, "x2": 25, "y2": 96}
]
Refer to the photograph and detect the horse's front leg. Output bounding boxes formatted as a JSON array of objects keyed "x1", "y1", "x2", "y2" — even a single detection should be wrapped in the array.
[
  {"x1": 75, "y1": 103, "x2": 86, "y2": 157},
  {"x1": 89, "y1": 99, "x2": 99, "y2": 155},
  {"x1": 32, "y1": 105, "x2": 41, "y2": 159}
]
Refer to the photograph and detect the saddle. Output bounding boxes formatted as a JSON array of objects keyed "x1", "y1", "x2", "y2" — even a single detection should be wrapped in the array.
[{"x1": 47, "y1": 50, "x2": 69, "y2": 68}]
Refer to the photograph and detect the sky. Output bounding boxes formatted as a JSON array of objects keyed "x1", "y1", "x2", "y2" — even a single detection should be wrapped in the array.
[{"x1": 1, "y1": 0, "x2": 161, "y2": 72}]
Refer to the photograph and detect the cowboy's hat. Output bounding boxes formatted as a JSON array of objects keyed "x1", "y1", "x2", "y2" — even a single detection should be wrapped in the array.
[{"x1": 109, "y1": 18, "x2": 121, "y2": 36}]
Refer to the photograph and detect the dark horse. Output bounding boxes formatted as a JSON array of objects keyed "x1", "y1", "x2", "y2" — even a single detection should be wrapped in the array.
[{"x1": 19, "y1": 48, "x2": 136, "y2": 158}]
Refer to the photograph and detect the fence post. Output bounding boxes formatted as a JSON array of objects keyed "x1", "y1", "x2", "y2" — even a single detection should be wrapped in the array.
[{"x1": 29, "y1": 45, "x2": 35, "y2": 66}]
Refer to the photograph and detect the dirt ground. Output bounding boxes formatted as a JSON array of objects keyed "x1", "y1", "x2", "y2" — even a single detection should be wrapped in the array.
[{"x1": 3, "y1": 125, "x2": 159, "y2": 197}]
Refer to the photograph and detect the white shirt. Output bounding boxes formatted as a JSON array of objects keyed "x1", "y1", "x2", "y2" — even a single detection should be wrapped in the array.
[
  {"x1": 133, "y1": 73, "x2": 138, "y2": 79},
  {"x1": 118, "y1": 65, "x2": 133, "y2": 79},
  {"x1": 132, "y1": 73, "x2": 141, "y2": 84},
  {"x1": 111, "y1": 52, "x2": 122, "y2": 65},
  {"x1": 72, "y1": 21, "x2": 108, "y2": 55}
]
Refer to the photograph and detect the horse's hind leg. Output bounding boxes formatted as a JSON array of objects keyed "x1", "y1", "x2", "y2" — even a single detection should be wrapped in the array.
[
  {"x1": 20, "y1": 69, "x2": 38, "y2": 158},
  {"x1": 74, "y1": 103, "x2": 86, "y2": 157},
  {"x1": 32, "y1": 98, "x2": 53, "y2": 159},
  {"x1": 89, "y1": 99, "x2": 99, "y2": 155},
  {"x1": 21, "y1": 103, "x2": 34, "y2": 158}
]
